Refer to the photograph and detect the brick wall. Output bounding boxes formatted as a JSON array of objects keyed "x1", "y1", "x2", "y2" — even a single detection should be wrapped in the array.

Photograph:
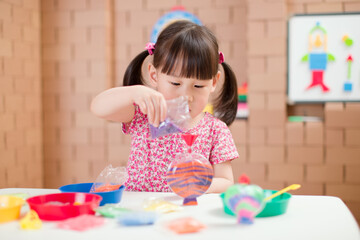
[
  {"x1": 238, "y1": 0, "x2": 360, "y2": 223},
  {"x1": 0, "y1": 0, "x2": 43, "y2": 188},
  {"x1": 1, "y1": 0, "x2": 359, "y2": 224}
]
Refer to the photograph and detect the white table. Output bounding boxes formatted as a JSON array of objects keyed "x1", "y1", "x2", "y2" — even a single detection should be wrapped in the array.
[{"x1": 0, "y1": 188, "x2": 359, "y2": 240}]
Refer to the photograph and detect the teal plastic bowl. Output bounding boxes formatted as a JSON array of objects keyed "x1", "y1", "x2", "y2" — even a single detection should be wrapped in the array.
[{"x1": 220, "y1": 189, "x2": 291, "y2": 218}]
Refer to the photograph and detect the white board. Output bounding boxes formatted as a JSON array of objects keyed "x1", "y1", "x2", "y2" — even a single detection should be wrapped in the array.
[{"x1": 288, "y1": 13, "x2": 360, "y2": 103}]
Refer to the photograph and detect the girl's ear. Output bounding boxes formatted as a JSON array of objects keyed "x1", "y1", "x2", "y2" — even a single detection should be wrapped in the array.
[
  {"x1": 211, "y1": 70, "x2": 221, "y2": 93},
  {"x1": 148, "y1": 63, "x2": 158, "y2": 87}
]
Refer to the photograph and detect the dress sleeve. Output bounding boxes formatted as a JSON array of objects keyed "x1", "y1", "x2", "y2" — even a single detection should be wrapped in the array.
[
  {"x1": 209, "y1": 121, "x2": 239, "y2": 165},
  {"x1": 122, "y1": 104, "x2": 143, "y2": 135}
]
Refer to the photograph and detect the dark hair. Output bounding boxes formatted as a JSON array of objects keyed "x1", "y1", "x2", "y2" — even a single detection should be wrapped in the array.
[{"x1": 123, "y1": 20, "x2": 238, "y2": 125}]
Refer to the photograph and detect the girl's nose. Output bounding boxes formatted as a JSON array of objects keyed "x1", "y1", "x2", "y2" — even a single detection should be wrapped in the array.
[{"x1": 187, "y1": 95, "x2": 194, "y2": 102}]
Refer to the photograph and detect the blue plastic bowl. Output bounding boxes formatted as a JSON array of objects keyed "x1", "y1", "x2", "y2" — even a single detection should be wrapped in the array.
[{"x1": 59, "y1": 183, "x2": 125, "y2": 206}]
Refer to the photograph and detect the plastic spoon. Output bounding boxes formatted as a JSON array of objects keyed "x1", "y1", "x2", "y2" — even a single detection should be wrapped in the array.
[{"x1": 264, "y1": 184, "x2": 301, "y2": 202}]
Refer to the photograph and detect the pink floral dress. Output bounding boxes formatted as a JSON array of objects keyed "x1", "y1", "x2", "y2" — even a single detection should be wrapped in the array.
[{"x1": 122, "y1": 105, "x2": 239, "y2": 192}]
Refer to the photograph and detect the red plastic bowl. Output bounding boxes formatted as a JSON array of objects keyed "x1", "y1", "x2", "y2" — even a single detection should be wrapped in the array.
[{"x1": 26, "y1": 192, "x2": 102, "y2": 221}]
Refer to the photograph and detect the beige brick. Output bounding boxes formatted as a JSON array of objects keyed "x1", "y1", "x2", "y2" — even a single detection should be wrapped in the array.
[
  {"x1": 145, "y1": 0, "x2": 176, "y2": 10},
  {"x1": 58, "y1": 61, "x2": 87, "y2": 77},
  {"x1": 74, "y1": 77, "x2": 107, "y2": 94},
  {"x1": 43, "y1": 45, "x2": 72, "y2": 61},
  {"x1": 266, "y1": 56, "x2": 286, "y2": 74},
  {"x1": 74, "y1": 11, "x2": 106, "y2": 27},
  {"x1": 216, "y1": 24, "x2": 246, "y2": 41},
  {"x1": 41, "y1": 62, "x2": 57, "y2": 77},
  {"x1": 59, "y1": 128, "x2": 89, "y2": 145},
  {"x1": 267, "y1": 127, "x2": 285, "y2": 146},
  {"x1": 89, "y1": 60, "x2": 106, "y2": 77},
  {"x1": 326, "y1": 147, "x2": 360, "y2": 165},
  {"x1": 0, "y1": 1, "x2": 12, "y2": 22},
  {"x1": 345, "y1": 2, "x2": 360, "y2": 12},
  {"x1": 4, "y1": 59, "x2": 24, "y2": 76},
  {"x1": 345, "y1": 103, "x2": 360, "y2": 111},
  {"x1": 248, "y1": 72, "x2": 286, "y2": 92},
  {"x1": 182, "y1": 0, "x2": 213, "y2": 8},
  {"x1": 291, "y1": 182, "x2": 324, "y2": 195},
  {"x1": 249, "y1": 146, "x2": 285, "y2": 163},
  {"x1": 43, "y1": 79, "x2": 72, "y2": 93},
  {"x1": 346, "y1": 166, "x2": 360, "y2": 184},
  {"x1": 248, "y1": 57, "x2": 266, "y2": 74},
  {"x1": 235, "y1": 145, "x2": 247, "y2": 164},
  {"x1": 128, "y1": 10, "x2": 161, "y2": 27},
  {"x1": 232, "y1": 162, "x2": 266, "y2": 183},
  {"x1": 89, "y1": 27, "x2": 106, "y2": 44},
  {"x1": 248, "y1": 37, "x2": 286, "y2": 56},
  {"x1": 3, "y1": 22, "x2": 22, "y2": 41},
  {"x1": 58, "y1": 94, "x2": 88, "y2": 111},
  {"x1": 325, "y1": 129, "x2": 344, "y2": 146},
  {"x1": 198, "y1": 8, "x2": 230, "y2": 24},
  {"x1": 286, "y1": 122, "x2": 304, "y2": 146},
  {"x1": 306, "y1": 3, "x2": 343, "y2": 14},
  {"x1": 4, "y1": 94, "x2": 23, "y2": 112},
  {"x1": 287, "y1": 146, "x2": 323, "y2": 164},
  {"x1": 0, "y1": 39, "x2": 12, "y2": 57},
  {"x1": 75, "y1": 112, "x2": 105, "y2": 128},
  {"x1": 44, "y1": 112, "x2": 72, "y2": 127},
  {"x1": 25, "y1": 129, "x2": 42, "y2": 146},
  {"x1": 75, "y1": 145, "x2": 105, "y2": 161},
  {"x1": 268, "y1": 164, "x2": 304, "y2": 182},
  {"x1": 6, "y1": 130, "x2": 25, "y2": 149},
  {"x1": 57, "y1": 28, "x2": 88, "y2": 44},
  {"x1": 12, "y1": 7, "x2": 31, "y2": 25},
  {"x1": 90, "y1": 128, "x2": 106, "y2": 144},
  {"x1": 248, "y1": 2, "x2": 286, "y2": 20},
  {"x1": 42, "y1": 12, "x2": 72, "y2": 28},
  {"x1": 43, "y1": 128, "x2": 59, "y2": 145},
  {"x1": 74, "y1": 43, "x2": 105, "y2": 60},
  {"x1": 305, "y1": 122, "x2": 324, "y2": 146},
  {"x1": 345, "y1": 129, "x2": 360, "y2": 146},
  {"x1": 255, "y1": 180, "x2": 285, "y2": 191},
  {"x1": 267, "y1": 93, "x2": 286, "y2": 111},
  {"x1": 57, "y1": 0, "x2": 87, "y2": 10},
  {"x1": 307, "y1": 164, "x2": 343, "y2": 183},
  {"x1": 247, "y1": 21, "x2": 266, "y2": 38},
  {"x1": 229, "y1": 120, "x2": 247, "y2": 145},
  {"x1": 248, "y1": 127, "x2": 266, "y2": 145},
  {"x1": 267, "y1": 20, "x2": 286, "y2": 38},
  {"x1": 249, "y1": 109, "x2": 286, "y2": 127},
  {"x1": 233, "y1": 6, "x2": 247, "y2": 24},
  {"x1": 107, "y1": 124, "x2": 123, "y2": 144},
  {"x1": 248, "y1": 92, "x2": 266, "y2": 110},
  {"x1": 326, "y1": 184, "x2": 360, "y2": 201},
  {"x1": 114, "y1": 0, "x2": 142, "y2": 10},
  {"x1": 108, "y1": 143, "x2": 130, "y2": 165},
  {"x1": 24, "y1": 95, "x2": 41, "y2": 112},
  {"x1": 44, "y1": 145, "x2": 73, "y2": 161}
]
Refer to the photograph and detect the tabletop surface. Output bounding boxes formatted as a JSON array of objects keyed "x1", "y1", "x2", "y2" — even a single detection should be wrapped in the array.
[{"x1": 0, "y1": 188, "x2": 359, "y2": 240}]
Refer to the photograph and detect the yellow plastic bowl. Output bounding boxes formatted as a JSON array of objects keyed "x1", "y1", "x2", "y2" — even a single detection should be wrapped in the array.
[{"x1": 0, "y1": 195, "x2": 24, "y2": 223}]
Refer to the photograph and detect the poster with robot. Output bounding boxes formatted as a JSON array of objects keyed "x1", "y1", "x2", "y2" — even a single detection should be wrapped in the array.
[{"x1": 287, "y1": 13, "x2": 360, "y2": 103}]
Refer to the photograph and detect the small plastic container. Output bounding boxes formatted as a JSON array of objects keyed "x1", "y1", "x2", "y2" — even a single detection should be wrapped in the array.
[
  {"x1": 26, "y1": 192, "x2": 102, "y2": 221},
  {"x1": 0, "y1": 195, "x2": 24, "y2": 223},
  {"x1": 220, "y1": 189, "x2": 292, "y2": 218},
  {"x1": 59, "y1": 183, "x2": 125, "y2": 206}
]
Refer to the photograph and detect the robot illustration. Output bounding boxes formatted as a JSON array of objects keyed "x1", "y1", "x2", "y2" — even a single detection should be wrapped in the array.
[{"x1": 301, "y1": 22, "x2": 335, "y2": 92}]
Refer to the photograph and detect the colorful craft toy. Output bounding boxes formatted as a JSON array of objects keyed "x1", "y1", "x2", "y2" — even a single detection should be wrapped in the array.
[{"x1": 166, "y1": 134, "x2": 213, "y2": 206}]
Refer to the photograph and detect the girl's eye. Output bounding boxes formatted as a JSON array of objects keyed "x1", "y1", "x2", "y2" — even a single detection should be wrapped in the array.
[
  {"x1": 194, "y1": 85, "x2": 204, "y2": 88},
  {"x1": 171, "y1": 82, "x2": 180, "y2": 86}
]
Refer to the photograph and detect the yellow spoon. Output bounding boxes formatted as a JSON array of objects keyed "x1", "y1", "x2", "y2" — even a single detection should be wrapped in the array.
[{"x1": 264, "y1": 184, "x2": 301, "y2": 202}]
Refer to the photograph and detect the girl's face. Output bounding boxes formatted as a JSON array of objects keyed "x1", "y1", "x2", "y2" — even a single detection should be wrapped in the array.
[{"x1": 148, "y1": 64, "x2": 219, "y2": 121}]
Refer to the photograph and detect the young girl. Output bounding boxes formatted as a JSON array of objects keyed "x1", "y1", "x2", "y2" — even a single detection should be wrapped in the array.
[{"x1": 91, "y1": 20, "x2": 239, "y2": 193}]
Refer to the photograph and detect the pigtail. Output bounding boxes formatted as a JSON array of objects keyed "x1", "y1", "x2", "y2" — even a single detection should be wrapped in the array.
[
  {"x1": 123, "y1": 50, "x2": 149, "y2": 86},
  {"x1": 213, "y1": 62, "x2": 238, "y2": 126}
]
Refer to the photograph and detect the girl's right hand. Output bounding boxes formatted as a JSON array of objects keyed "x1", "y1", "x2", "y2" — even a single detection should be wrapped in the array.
[{"x1": 132, "y1": 85, "x2": 167, "y2": 127}]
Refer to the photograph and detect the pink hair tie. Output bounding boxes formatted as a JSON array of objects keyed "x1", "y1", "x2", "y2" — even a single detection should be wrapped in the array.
[
  {"x1": 145, "y1": 42, "x2": 156, "y2": 55},
  {"x1": 219, "y1": 52, "x2": 225, "y2": 64}
]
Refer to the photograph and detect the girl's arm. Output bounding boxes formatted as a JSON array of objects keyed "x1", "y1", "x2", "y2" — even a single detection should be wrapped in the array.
[
  {"x1": 91, "y1": 85, "x2": 166, "y2": 126},
  {"x1": 207, "y1": 161, "x2": 234, "y2": 193}
]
